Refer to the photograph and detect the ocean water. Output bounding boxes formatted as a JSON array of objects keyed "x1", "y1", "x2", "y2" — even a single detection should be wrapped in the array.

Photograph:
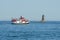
[{"x1": 0, "y1": 21, "x2": 60, "y2": 40}]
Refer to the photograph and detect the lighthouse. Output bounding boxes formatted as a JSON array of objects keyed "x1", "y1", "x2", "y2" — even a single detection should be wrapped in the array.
[{"x1": 41, "y1": 14, "x2": 45, "y2": 22}]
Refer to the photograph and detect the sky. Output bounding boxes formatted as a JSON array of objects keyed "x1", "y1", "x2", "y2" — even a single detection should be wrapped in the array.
[{"x1": 0, "y1": 0, "x2": 60, "y2": 21}]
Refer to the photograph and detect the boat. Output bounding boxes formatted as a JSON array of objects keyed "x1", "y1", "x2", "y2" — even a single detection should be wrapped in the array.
[{"x1": 11, "y1": 16, "x2": 29, "y2": 24}]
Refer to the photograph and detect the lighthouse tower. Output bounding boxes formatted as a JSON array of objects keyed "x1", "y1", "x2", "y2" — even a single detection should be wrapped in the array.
[{"x1": 41, "y1": 14, "x2": 45, "y2": 22}]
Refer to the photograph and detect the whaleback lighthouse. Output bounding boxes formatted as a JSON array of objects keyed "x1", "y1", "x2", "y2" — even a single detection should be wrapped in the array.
[{"x1": 41, "y1": 14, "x2": 45, "y2": 22}]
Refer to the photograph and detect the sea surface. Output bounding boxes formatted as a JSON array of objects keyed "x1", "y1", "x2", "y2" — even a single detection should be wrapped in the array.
[{"x1": 0, "y1": 21, "x2": 60, "y2": 40}]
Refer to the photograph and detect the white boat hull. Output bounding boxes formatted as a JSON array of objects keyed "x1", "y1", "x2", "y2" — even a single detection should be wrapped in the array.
[{"x1": 12, "y1": 21, "x2": 29, "y2": 24}]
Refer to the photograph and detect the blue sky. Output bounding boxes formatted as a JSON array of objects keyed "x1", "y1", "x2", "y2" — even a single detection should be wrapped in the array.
[{"x1": 0, "y1": 0, "x2": 60, "y2": 21}]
